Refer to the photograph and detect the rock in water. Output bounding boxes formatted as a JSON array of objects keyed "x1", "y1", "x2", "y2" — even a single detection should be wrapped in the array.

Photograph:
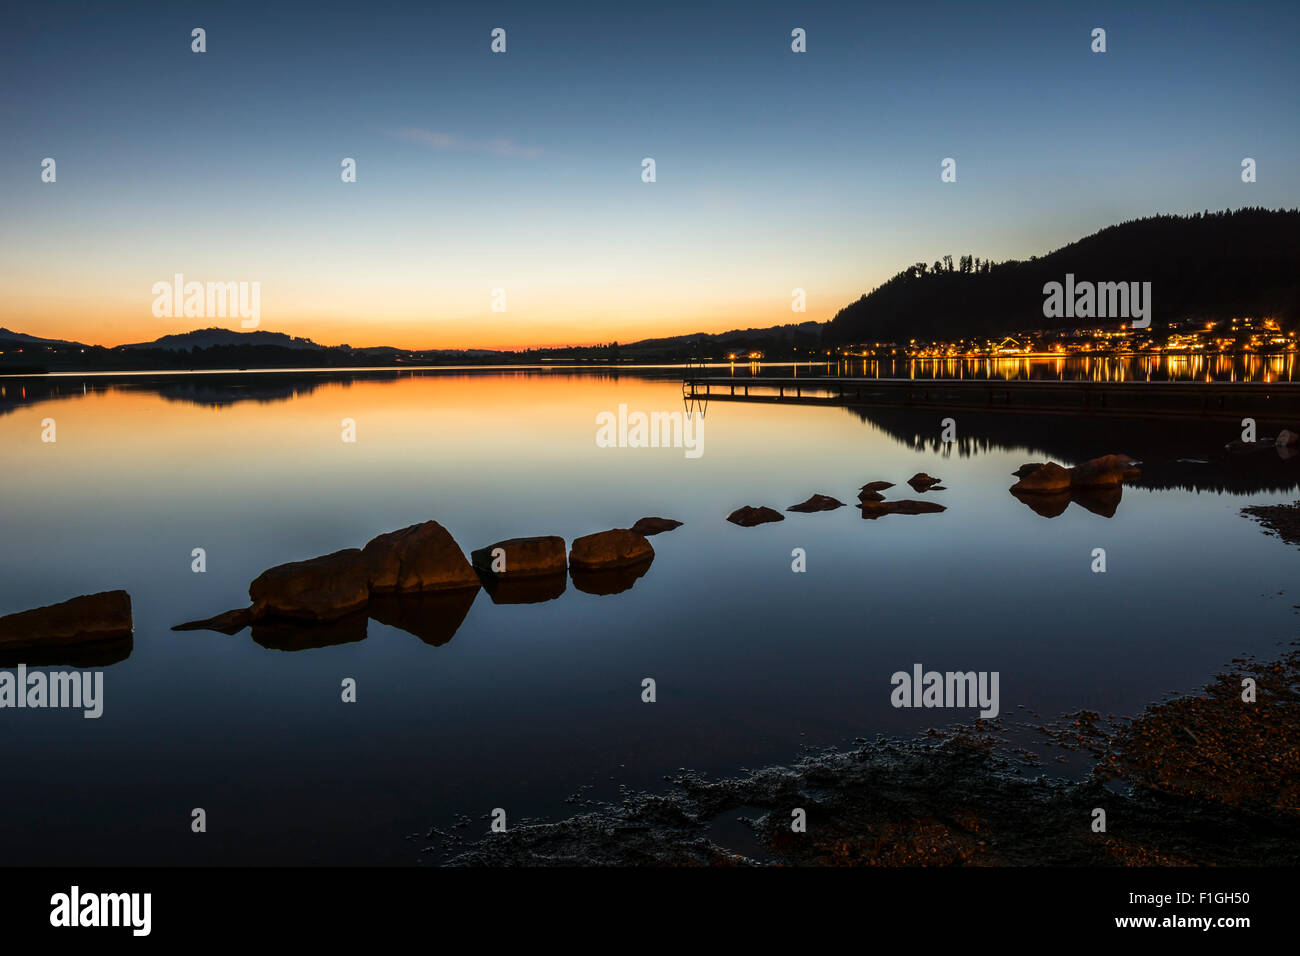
[
  {"x1": 726, "y1": 506, "x2": 785, "y2": 527},
  {"x1": 1013, "y1": 463, "x2": 1046, "y2": 478},
  {"x1": 471, "y1": 536, "x2": 567, "y2": 577},
  {"x1": 859, "y1": 500, "x2": 947, "y2": 518},
  {"x1": 1010, "y1": 462, "x2": 1072, "y2": 493},
  {"x1": 361, "y1": 521, "x2": 479, "y2": 593},
  {"x1": 907, "y1": 473, "x2": 941, "y2": 492},
  {"x1": 569, "y1": 529, "x2": 655, "y2": 569},
  {"x1": 1070, "y1": 454, "x2": 1141, "y2": 487},
  {"x1": 172, "y1": 606, "x2": 260, "y2": 634},
  {"x1": 249, "y1": 548, "x2": 371, "y2": 621},
  {"x1": 858, "y1": 489, "x2": 886, "y2": 503},
  {"x1": 888, "y1": 500, "x2": 947, "y2": 514},
  {"x1": 630, "y1": 517, "x2": 683, "y2": 536},
  {"x1": 0, "y1": 590, "x2": 133, "y2": 654},
  {"x1": 787, "y1": 493, "x2": 844, "y2": 513},
  {"x1": 860, "y1": 481, "x2": 894, "y2": 492}
]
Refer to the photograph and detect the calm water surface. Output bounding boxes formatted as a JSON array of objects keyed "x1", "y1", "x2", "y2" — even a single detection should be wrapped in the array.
[{"x1": 1, "y1": 368, "x2": 1297, "y2": 863}]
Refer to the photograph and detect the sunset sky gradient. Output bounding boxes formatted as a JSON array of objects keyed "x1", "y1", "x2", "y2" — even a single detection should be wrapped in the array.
[{"x1": 2, "y1": 0, "x2": 1297, "y2": 349}]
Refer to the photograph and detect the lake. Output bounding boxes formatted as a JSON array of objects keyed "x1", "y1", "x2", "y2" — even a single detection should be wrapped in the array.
[{"x1": 1, "y1": 366, "x2": 1297, "y2": 864}]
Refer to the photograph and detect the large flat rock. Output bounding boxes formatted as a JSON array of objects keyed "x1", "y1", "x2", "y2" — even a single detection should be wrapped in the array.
[
  {"x1": 249, "y1": 548, "x2": 370, "y2": 621},
  {"x1": 471, "y1": 536, "x2": 567, "y2": 577},
  {"x1": 569, "y1": 529, "x2": 654, "y2": 570},
  {"x1": 0, "y1": 591, "x2": 133, "y2": 655}
]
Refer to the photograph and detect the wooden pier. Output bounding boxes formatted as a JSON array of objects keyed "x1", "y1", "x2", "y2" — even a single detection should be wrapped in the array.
[{"x1": 681, "y1": 375, "x2": 1300, "y2": 420}]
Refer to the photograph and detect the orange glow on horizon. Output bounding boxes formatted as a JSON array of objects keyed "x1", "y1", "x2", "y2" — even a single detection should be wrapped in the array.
[{"x1": 6, "y1": 299, "x2": 829, "y2": 352}]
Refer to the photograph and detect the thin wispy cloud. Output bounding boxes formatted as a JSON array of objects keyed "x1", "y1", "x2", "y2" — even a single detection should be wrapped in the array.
[{"x1": 393, "y1": 127, "x2": 543, "y2": 158}]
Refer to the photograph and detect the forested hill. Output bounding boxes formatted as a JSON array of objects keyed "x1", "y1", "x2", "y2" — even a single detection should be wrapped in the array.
[{"x1": 825, "y1": 208, "x2": 1300, "y2": 344}]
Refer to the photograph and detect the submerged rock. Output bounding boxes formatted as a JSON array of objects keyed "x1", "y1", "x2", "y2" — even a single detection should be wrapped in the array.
[
  {"x1": 859, "y1": 499, "x2": 946, "y2": 518},
  {"x1": 630, "y1": 517, "x2": 682, "y2": 536},
  {"x1": 1010, "y1": 462, "x2": 1072, "y2": 494},
  {"x1": 726, "y1": 506, "x2": 785, "y2": 527},
  {"x1": 0, "y1": 591, "x2": 133, "y2": 666},
  {"x1": 249, "y1": 548, "x2": 370, "y2": 621},
  {"x1": 172, "y1": 606, "x2": 260, "y2": 635},
  {"x1": 361, "y1": 521, "x2": 479, "y2": 593},
  {"x1": 787, "y1": 493, "x2": 844, "y2": 513},
  {"x1": 569, "y1": 529, "x2": 655, "y2": 570},
  {"x1": 471, "y1": 536, "x2": 566, "y2": 578}
]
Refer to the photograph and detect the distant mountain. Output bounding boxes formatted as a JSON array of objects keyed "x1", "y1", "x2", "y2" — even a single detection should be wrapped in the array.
[
  {"x1": 120, "y1": 328, "x2": 328, "y2": 352},
  {"x1": 825, "y1": 208, "x2": 1300, "y2": 344},
  {"x1": 1, "y1": 320, "x2": 828, "y2": 371},
  {"x1": 624, "y1": 321, "x2": 823, "y2": 351},
  {"x1": 0, "y1": 328, "x2": 86, "y2": 348}
]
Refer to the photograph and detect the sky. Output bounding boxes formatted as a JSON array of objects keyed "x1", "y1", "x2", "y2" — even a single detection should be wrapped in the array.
[{"x1": 1, "y1": 0, "x2": 1297, "y2": 349}]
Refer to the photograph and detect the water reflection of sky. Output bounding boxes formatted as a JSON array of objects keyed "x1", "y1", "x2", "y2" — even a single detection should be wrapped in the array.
[{"x1": 1, "y1": 371, "x2": 1297, "y2": 863}]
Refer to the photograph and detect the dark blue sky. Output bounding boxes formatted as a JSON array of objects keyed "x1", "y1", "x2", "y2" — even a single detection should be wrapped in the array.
[{"x1": 3, "y1": 0, "x2": 1297, "y2": 346}]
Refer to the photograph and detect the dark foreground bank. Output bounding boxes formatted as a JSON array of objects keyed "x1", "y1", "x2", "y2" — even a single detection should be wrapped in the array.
[{"x1": 424, "y1": 646, "x2": 1300, "y2": 867}]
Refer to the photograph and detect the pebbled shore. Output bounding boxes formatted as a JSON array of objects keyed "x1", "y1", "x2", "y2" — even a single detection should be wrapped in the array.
[{"x1": 1242, "y1": 500, "x2": 1300, "y2": 547}]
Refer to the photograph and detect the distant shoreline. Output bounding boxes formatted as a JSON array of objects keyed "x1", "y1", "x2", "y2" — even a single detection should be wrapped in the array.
[
  {"x1": 1, "y1": 347, "x2": 1297, "y2": 378},
  {"x1": 0, "y1": 361, "x2": 784, "y2": 379}
]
